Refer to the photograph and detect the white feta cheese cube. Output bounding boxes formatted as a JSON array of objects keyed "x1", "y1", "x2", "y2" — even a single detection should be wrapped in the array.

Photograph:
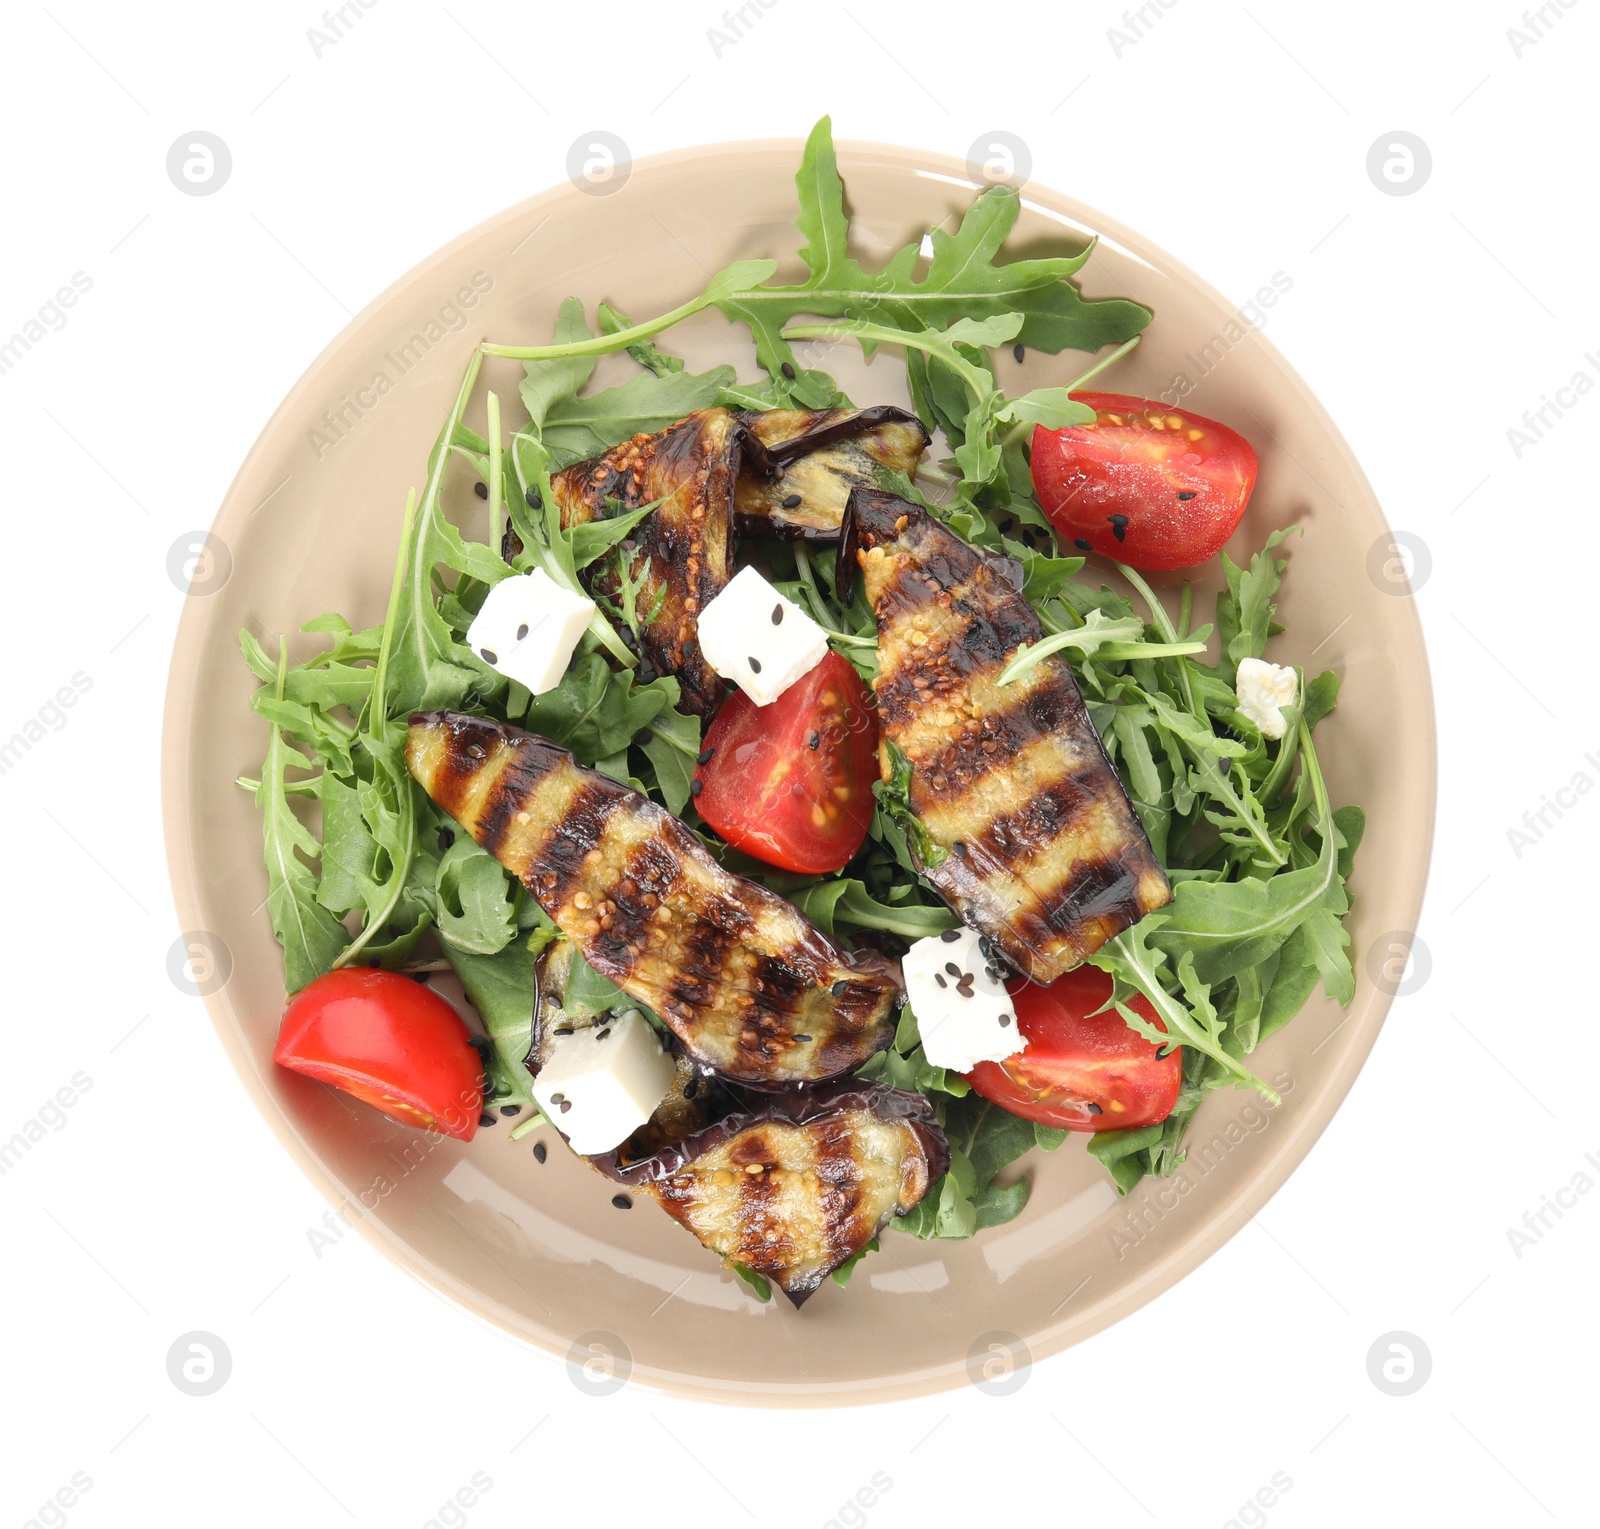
[
  {"x1": 902, "y1": 927, "x2": 1023, "y2": 1074},
  {"x1": 695, "y1": 565, "x2": 830, "y2": 706},
  {"x1": 1235, "y1": 657, "x2": 1299, "y2": 740},
  {"x1": 466, "y1": 569, "x2": 593, "y2": 697},
  {"x1": 530, "y1": 1008, "x2": 675, "y2": 1155}
]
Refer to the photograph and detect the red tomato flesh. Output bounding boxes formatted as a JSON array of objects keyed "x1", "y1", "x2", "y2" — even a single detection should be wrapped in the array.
[
  {"x1": 1030, "y1": 391, "x2": 1258, "y2": 570},
  {"x1": 692, "y1": 650, "x2": 878, "y2": 874},
  {"x1": 964, "y1": 966, "x2": 1181, "y2": 1132},
  {"x1": 275, "y1": 968, "x2": 484, "y2": 1140}
]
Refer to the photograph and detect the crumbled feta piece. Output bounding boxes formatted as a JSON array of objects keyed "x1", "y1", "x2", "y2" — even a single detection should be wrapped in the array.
[
  {"x1": 530, "y1": 1009, "x2": 674, "y2": 1155},
  {"x1": 902, "y1": 927, "x2": 1023, "y2": 1074},
  {"x1": 694, "y1": 565, "x2": 829, "y2": 706},
  {"x1": 466, "y1": 569, "x2": 593, "y2": 697},
  {"x1": 1234, "y1": 657, "x2": 1299, "y2": 740}
]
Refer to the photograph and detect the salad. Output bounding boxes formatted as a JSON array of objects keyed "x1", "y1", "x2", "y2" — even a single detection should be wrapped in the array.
[{"x1": 241, "y1": 118, "x2": 1362, "y2": 1306}]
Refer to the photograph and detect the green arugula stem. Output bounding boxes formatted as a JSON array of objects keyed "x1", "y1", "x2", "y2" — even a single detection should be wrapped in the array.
[
  {"x1": 999, "y1": 631, "x2": 1206, "y2": 686},
  {"x1": 236, "y1": 773, "x2": 318, "y2": 796},
  {"x1": 1116, "y1": 562, "x2": 1200, "y2": 716},
  {"x1": 486, "y1": 390, "x2": 504, "y2": 558},
  {"x1": 480, "y1": 261, "x2": 774, "y2": 362},
  {"x1": 1100, "y1": 933, "x2": 1280, "y2": 1103},
  {"x1": 999, "y1": 334, "x2": 1141, "y2": 447}
]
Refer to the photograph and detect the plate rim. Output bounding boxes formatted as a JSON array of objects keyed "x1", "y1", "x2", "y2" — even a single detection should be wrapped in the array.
[{"x1": 161, "y1": 130, "x2": 1437, "y2": 1407}]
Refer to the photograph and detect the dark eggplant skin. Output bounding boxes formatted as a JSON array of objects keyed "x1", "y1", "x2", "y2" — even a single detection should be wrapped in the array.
[
  {"x1": 406, "y1": 711, "x2": 901, "y2": 1087},
  {"x1": 548, "y1": 407, "x2": 742, "y2": 717},
  {"x1": 733, "y1": 406, "x2": 930, "y2": 541},
  {"x1": 839, "y1": 487, "x2": 1172, "y2": 983},
  {"x1": 633, "y1": 1079, "x2": 950, "y2": 1306}
]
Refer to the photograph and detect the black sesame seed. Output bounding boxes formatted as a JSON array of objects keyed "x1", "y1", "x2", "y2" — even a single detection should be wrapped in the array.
[
  {"x1": 697, "y1": 747, "x2": 715, "y2": 765},
  {"x1": 500, "y1": 1104, "x2": 522, "y2": 1118},
  {"x1": 1177, "y1": 490, "x2": 1197, "y2": 501},
  {"x1": 553, "y1": 1026, "x2": 573, "y2": 1036},
  {"x1": 956, "y1": 984, "x2": 975, "y2": 999},
  {"x1": 781, "y1": 361, "x2": 796, "y2": 379},
  {"x1": 1073, "y1": 537, "x2": 1092, "y2": 551},
  {"x1": 1155, "y1": 1045, "x2": 1172, "y2": 1060},
  {"x1": 748, "y1": 656, "x2": 762, "y2": 674},
  {"x1": 525, "y1": 486, "x2": 543, "y2": 509},
  {"x1": 808, "y1": 731, "x2": 820, "y2": 750},
  {"x1": 438, "y1": 826, "x2": 456, "y2": 851},
  {"x1": 830, "y1": 979, "x2": 848, "y2": 998},
  {"x1": 792, "y1": 1034, "x2": 812, "y2": 1044},
  {"x1": 596, "y1": 1028, "x2": 611, "y2": 1042},
  {"x1": 516, "y1": 623, "x2": 529, "y2": 640},
  {"x1": 1108, "y1": 513, "x2": 1129, "y2": 526},
  {"x1": 690, "y1": 778, "x2": 704, "y2": 798},
  {"x1": 1112, "y1": 523, "x2": 1127, "y2": 543},
  {"x1": 934, "y1": 973, "x2": 947, "y2": 989},
  {"x1": 478, "y1": 1113, "x2": 496, "y2": 1128},
  {"x1": 940, "y1": 929, "x2": 961, "y2": 943},
  {"x1": 950, "y1": 841, "x2": 966, "y2": 858},
  {"x1": 533, "y1": 1141, "x2": 547, "y2": 1162},
  {"x1": 772, "y1": 603, "x2": 784, "y2": 625},
  {"x1": 480, "y1": 647, "x2": 498, "y2": 665},
  {"x1": 611, "y1": 1194, "x2": 632, "y2": 1210},
  {"x1": 474, "y1": 480, "x2": 488, "y2": 500},
  {"x1": 1013, "y1": 342, "x2": 1025, "y2": 363},
  {"x1": 781, "y1": 493, "x2": 802, "y2": 509},
  {"x1": 998, "y1": 1013, "x2": 1012, "y2": 1027},
  {"x1": 411, "y1": 970, "x2": 430, "y2": 983},
  {"x1": 633, "y1": 729, "x2": 653, "y2": 746},
  {"x1": 559, "y1": 1099, "x2": 572, "y2": 1114},
  {"x1": 944, "y1": 962, "x2": 961, "y2": 978},
  {"x1": 1087, "y1": 1102, "x2": 1103, "y2": 1116},
  {"x1": 549, "y1": 1092, "x2": 565, "y2": 1104}
]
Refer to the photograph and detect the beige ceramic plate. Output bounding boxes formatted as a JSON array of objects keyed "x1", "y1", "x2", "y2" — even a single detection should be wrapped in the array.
[{"x1": 163, "y1": 135, "x2": 1434, "y2": 1406}]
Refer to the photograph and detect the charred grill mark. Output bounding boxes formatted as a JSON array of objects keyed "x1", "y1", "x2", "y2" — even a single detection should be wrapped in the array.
[
  {"x1": 1037, "y1": 853, "x2": 1146, "y2": 943},
  {"x1": 530, "y1": 782, "x2": 619, "y2": 914},
  {"x1": 474, "y1": 739, "x2": 563, "y2": 859},
  {"x1": 842, "y1": 489, "x2": 1172, "y2": 979},
  {"x1": 814, "y1": 1118, "x2": 863, "y2": 1268},
  {"x1": 550, "y1": 408, "x2": 738, "y2": 716},
  {"x1": 406, "y1": 713, "x2": 899, "y2": 1086}
]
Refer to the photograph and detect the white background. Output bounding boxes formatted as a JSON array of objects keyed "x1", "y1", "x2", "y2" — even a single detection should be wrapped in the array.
[{"x1": 2, "y1": 1, "x2": 1594, "y2": 1525}]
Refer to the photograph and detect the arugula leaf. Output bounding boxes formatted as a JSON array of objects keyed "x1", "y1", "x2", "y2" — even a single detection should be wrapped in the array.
[
  {"x1": 786, "y1": 877, "x2": 958, "y2": 942},
  {"x1": 714, "y1": 117, "x2": 1148, "y2": 390},
  {"x1": 254, "y1": 642, "x2": 350, "y2": 991},
  {"x1": 873, "y1": 741, "x2": 948, "y2": 869},
  {"x1": 444, "y1": 941, "x2": 538, "y2": 1109},
  {"x1": 894, "y1": 1093, "x2": 1046, "y2": 1240}
]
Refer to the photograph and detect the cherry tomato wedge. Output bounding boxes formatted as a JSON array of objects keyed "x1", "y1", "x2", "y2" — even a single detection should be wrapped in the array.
[
  {"x1": 275, "y1": 968, "x2": 484, "y2": 1140},
  {"x1": 964, "y1": 966, "x2": 1180, "y2": 1132},
  {"x1": 1030, "y1": 392, "x2": 1258, "y2": 570},
  {"x1": 692, "y1": 650, "x2": 878, "y2": 874}
]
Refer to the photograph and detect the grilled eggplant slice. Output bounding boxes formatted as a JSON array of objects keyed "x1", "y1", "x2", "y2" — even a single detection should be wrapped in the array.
[
  {"x1": 528, "y1": 942, "x2": 736, "y2": 1181},
  {"x1": 548, "y1": 407, "x2": 741, "y2": 716},
  {"x1": 734, "y1": 406, "x2": 930, "y2": 540},
  {"x1": 633, "y1": 1080, "x2": 949, "y2": 1305},
  {"x1": 842, "y1": 488, "x2": 1171, "y2": 983},
  {"x1": 407, "y1": 711, "x2": 900, "y2": 1086}
]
